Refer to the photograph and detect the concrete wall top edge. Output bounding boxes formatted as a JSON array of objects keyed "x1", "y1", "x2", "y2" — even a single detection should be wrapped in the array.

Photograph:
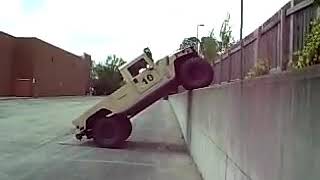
[{"x1": 210, "y1": 64, "x2": 320, "y2": 90}]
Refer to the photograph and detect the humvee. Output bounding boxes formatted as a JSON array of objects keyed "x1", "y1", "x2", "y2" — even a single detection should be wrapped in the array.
[{"x1": 72, "y1": 47, "x2": 213, "y2": 148}]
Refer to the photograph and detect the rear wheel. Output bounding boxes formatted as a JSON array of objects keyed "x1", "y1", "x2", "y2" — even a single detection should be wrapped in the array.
[
  {"x1": 178, "y1": 57, "x2": 213, "y2": 90},
  {"x1": 92, "y1": 117, "x2": 123, "y2": 148}
]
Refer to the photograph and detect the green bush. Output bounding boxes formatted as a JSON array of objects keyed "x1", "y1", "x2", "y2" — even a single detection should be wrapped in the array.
[{"x1": 293, "y1": 18, "x2": 320, "y2": 69}]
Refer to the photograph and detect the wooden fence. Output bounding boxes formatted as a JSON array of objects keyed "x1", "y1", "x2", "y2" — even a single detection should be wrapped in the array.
[{"x1": 213, "y1": 0, "x2": 318, "y2": 84}]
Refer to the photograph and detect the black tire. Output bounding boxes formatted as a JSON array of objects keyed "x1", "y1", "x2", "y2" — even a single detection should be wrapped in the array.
[
  {"x1": 119, "y1": 117, "x2": 132, "y2": 141},
  {"x1": 179, "y1": 57, "x2": 214, "y2": 90},
  {"x1": 92, "y1": 117, "x2": 123, "y2": 148}
]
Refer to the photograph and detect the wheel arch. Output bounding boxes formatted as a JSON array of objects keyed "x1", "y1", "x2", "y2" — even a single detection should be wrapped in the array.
[{"x1": 86, "y1": 108, "x2": 113, "y2": 130}]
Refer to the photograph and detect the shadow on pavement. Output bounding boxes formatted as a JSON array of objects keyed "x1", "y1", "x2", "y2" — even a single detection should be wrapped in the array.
[
  {"x1": 123, "y1": 140, "x2": 188, "y2": 153},
  {"x1": 60, "y1": 138, "x2": 187, "y2": 153}
]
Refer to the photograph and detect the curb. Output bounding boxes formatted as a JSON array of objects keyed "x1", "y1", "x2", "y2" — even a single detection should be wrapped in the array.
[{"x1": 0, "y1": 97, "x2": 32, "y2": 101}]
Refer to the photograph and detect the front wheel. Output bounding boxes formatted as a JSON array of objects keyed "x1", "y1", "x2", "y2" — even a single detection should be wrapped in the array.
[
  {"x1": 179, "y1": 57, "x2": 214, "y2": 90},
  {"x1": 92, "y1": 117, "x2": 123, "y2": 148}
]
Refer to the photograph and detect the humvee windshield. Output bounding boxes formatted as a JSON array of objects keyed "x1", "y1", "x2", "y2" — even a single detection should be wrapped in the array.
[{"x1": 128, "y1": 58, "x2": 148, "y2": 77}]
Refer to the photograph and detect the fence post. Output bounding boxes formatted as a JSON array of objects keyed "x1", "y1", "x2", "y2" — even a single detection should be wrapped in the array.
[
  {"x1": 279, "y1": 7, "x2": 287, "y2": 70},
  {"x1": 220, "y1": 56, "x2": 223, "y2": 84},
  {"x1": 215, "y1": 60, "x2": 221, "y2": 85},
  {"x1": 253, "y1": 27, "x2": 261, "y2": 66},
  {"x1": 228, "y1": 51, "x2": 232, "y2": 82},
  {"x1": 289, "y1": 0, "x2": 295, "y2": 64}
]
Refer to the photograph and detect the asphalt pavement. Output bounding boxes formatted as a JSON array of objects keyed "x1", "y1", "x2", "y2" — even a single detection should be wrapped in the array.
[{"x1": 0, "y1": 97, "x2": 201, "y2": 180}]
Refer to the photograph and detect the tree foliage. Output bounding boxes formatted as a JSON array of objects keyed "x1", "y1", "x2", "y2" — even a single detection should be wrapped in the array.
[
  {"x1": 200, "y1": 30, "x2": 218, "y2": 64},
  {"x1": 179, "y1": 13, "x2": 234, "y2": 64},
  {"x1": 217, "y1": 13, "x2": 235, "y2": 53},
  {"x1": 179, "y1": 37, "x2": 199, "y2": 50},
  {"x1": 92, "y1": 55, "x2": 126, "y2": 95}
]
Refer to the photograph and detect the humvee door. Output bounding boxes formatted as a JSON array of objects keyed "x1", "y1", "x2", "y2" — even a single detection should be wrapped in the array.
[{"x1": 127, "y1": 58, "x2": 161, "y2": 93}]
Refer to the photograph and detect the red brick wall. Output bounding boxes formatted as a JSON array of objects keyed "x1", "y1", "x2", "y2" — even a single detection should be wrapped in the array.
[
  {"x1": 0, "y1": 32, "x2": 15, "y2": 96},
  {"x1": 0, "y1": 32, "x2": 90, "y2": 97},
  {"x1": 12, "y1": 39, "x2": 35, "y2": 96},
  {"x1": 30, "y1": 38, "x2": 90, "y2": 96},
  {"x1": 13, "y1": 38, "x2": 34, "y2": 79}
]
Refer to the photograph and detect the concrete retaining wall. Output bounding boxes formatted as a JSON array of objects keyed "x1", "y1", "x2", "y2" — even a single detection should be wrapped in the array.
[{"x1": 169, "y1": 66, "x2": 320, "y2": 180}]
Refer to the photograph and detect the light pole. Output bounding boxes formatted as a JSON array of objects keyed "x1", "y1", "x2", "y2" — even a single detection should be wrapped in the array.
[{"x1": 196, "y1": 24, "x2": 205, "y2": 53}]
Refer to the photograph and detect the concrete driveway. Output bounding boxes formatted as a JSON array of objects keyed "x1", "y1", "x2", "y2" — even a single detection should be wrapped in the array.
[{"x1": 0, "y1": 97, "x2": 201, "y2": 180}]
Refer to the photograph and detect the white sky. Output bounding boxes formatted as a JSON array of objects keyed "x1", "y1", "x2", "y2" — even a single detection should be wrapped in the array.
[{"x1": 0, "y1": 0, "x2": 289, "y2": 63}]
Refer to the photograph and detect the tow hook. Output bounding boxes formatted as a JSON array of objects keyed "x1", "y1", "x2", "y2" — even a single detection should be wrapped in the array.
[{"x1": 75, "y1": 131, "x2": 85, "y2": 141}]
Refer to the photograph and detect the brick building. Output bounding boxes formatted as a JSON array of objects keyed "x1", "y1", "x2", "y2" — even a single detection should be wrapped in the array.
[{"x1": 0, "y1": 31, "x2": 91, "y2": 97}]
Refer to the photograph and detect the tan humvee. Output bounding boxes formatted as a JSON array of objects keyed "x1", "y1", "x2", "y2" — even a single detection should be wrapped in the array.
[{"x1": 72, "y1": 47, "x2": 213, "y2": 148}]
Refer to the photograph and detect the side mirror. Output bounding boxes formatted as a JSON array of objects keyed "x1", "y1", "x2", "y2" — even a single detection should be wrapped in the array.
[{"x1": 144, "y1": 47, "x2": 153, "y2": 61}]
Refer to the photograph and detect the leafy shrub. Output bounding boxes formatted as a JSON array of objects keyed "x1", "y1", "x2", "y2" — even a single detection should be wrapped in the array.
[{"x1": 293, "y1": 18, "x2": 320, "y2": 69}]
